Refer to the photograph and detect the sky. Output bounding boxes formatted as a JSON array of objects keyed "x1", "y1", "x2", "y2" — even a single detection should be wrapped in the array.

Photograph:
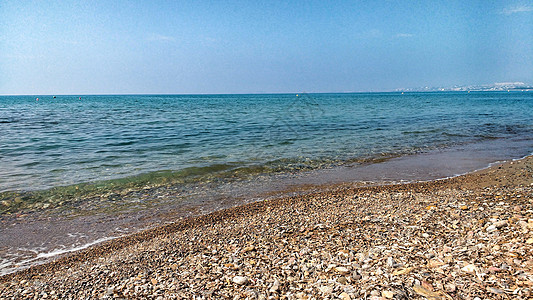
[{"x1": 1, "y1": 1, "x2": 532, "y2": 95}]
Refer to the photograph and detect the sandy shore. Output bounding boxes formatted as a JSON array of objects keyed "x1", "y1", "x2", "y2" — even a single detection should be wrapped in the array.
[{"x1": 1, "y1": 156, "x2": 532, "y2": 299}]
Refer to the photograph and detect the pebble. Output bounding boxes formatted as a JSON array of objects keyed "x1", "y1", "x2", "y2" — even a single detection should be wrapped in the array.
[
  {"x1": 337, "y1": 276, "x2": 348, "y2": 285},
  {"x1": 339, "y1": 292, "x2": 351, "y2": 300},
  {"x1": 1, "y1": 157, "x2": 532, "y2": 299},
  {"x1": 392, "y1": 267, "x2": 412, "y2": 276},
  {"x1": 445, "y1": 283, "x2": 456, "y2": 292},
  {"x1": 493, "y1": 220, "x2": 507, "y2": 228},
  {"x1": 517, "y1": 221, "x2": 529, "y2": 232},
  {"x1": 270, "y1": 279, "x2": 279, "y2": 292},
  {"x1": 386, "y1": 257, "x2": 395, "y2": 267},
  {"x1": 319, "y1": 285, "x2": 333, "y2": 294},
  {"x1": 232, "y1": 276, "x2": 249, "y2": 285},
  {"x1": 486, "y1": 224, "x2": 498, "y2": 232},
  {"x1": 461, "y1": 264, "x2": 477, "y2": 274},
  {"x1": 335, "y1": 266, "x2": 349, "y2": 274},
  {"x1": 381, "y1": 290, "x2": 394, "y2": 298},
  {"x1": 487, "y1": 287, "x2": 505, "y2": 294}
]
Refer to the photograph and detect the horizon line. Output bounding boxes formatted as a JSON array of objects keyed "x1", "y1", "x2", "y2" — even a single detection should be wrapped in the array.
[{"x1": 2, "y1": 90, "x2": 532, "y2": 97}]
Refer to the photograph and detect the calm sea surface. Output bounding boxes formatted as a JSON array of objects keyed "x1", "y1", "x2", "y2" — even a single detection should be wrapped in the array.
[
  {"x1": 2, "y1": 92, "x2": 532, "y2": 194},
  {"x1": 1, "y1": 92, "x2": 533, "y2": 274}
]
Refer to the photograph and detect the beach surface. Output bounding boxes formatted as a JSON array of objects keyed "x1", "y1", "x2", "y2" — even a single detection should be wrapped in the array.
[{"x1": 1, "y1": 156, "x2": 532, "y2": 299}]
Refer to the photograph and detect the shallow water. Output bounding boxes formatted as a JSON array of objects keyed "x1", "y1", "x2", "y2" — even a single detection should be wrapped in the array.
[{"x1": 1, "y1": 91, "x2": 532, "y2": 275}]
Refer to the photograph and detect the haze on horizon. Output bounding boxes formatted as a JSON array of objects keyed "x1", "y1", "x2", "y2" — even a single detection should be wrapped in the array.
[{"x1": 1, "y1": 1, "x2": 532, "y2": 95}]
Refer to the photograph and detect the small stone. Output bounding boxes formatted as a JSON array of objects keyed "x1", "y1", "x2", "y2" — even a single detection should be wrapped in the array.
[
  {"x1": 500, "y1": 263, "x2": 510, "y2": 270},
  {"x1": 421, "y1": 280, "x2": 433, "y2": 291},
  {"x1": 517, "y1": 221, "x2": 529, "y2": 232},
  {"x1": 326, "y1": 264, "x2": 337, "y2": 272},
  {"x1": 335, "y1": 266, "x2": 350, "y2": 274},
  {"x1": 225, "y1": 263, "x2": 239, "y2": 270},
  {"x1": 413, "y1": 284, "x2": 442, "y2": 298},
  {"x1": 337, "y1": 276, "x2": 348, "y2": 285},
  {"x1": 387, "y1": 257, "x2": 395, "y2": 267},
  {"x1": 270, "y1": 279, "x2": 280, "y2": 292},
  {"x1": 242, "y1": 246, "x2": 255, "y2": 252},
  {"x1": 382, "y1": 290, "x2": 394, "y2": 299},
  {"x1": 460, "y1": 205, "x2": 468, "y2": 210},
  {"x1": 319, "y1": 285, "x2": 333, "y2": 294},
  {"x1": 486, "y1": 225, "x2": 498, "y2": 232},
  {"x1": 445, "y1": 283, "x2": 456, "y2": 292},
  {"x1": 392, "y1": 267, "x2": 413, "y2": 276},
  {"x1": 487, "y1": 287, "x2": 504, "y2": 294},
  {"x1": 427, "y1": 259, "x2": 445, "y2": 268},
  {"x1": 339, "y1": 292, "x2": 351, "y2": 300},
  {"x1": 526, "y1": 238, "x2": 533, "y2": 244},
  {"x1": 338, "y1": 250, "x2": 349, "y2": 257},
  {"x1": 232, "y1": 276, "x2": 249, "y2": 285},
  {"x1": 151, "y1": 278, "x2": 158, "y2": 285},
  {"x1": 461, "y1": 264, "x2": 477, "y2": 274},
  {"x1": 106, "y1": 287, "x2": 115, "y2": 296},
  {"x1": 494, "y1": 220, "x2": 507, "y2": 228}
]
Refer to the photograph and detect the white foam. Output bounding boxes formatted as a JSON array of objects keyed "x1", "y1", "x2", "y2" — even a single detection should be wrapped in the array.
[
  {"x1": 0, "y1": 236, "x2": 116, "y2": 276},
  {"x1": 35, "y1": 236, "x2": 116, "y2": 259}
]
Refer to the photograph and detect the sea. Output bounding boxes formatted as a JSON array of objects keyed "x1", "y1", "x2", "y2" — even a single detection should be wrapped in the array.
[{"x1": 1, "y1": 92, "x2": 533, "y2": 275}]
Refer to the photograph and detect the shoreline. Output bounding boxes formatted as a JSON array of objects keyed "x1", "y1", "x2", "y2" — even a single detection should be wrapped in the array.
[
  {"x1": 1, "y1": 156, "x2": 532, "y2": 298},
  {"x1": 1, "y1": 136, "x2": 529, "y2": 277}
]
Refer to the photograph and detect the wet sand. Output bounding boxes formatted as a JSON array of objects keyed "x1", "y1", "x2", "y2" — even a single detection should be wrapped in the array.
[{"x1": 1, "y1": 156, "x2": 532, "y2": 299}]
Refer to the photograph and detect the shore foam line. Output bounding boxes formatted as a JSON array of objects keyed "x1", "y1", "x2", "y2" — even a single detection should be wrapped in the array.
[
  {"x1": 0, "y1": 236, "x2": 117, "y2": 276},
  {"x1": 35, "y1": 236, "x2": 117, "y2": 259}
]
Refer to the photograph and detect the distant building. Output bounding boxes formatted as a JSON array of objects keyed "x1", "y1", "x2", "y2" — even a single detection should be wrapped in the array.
[{"x1": 397, "y1": 82, "x2": 533, "y2": 92}]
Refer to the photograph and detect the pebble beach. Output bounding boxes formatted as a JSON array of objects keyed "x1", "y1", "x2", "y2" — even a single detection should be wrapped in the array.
[{"x1": 1, "y1": 156, "x2": 532, "y2": 299}]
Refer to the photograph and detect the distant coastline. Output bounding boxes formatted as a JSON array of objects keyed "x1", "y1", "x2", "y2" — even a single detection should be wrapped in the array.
[
  {"x1": 2, "y1": 82, "x2": 533, "y2": 97},
  {"x1": 396, "y1": 81, "x2": 533, "y2": 93}
]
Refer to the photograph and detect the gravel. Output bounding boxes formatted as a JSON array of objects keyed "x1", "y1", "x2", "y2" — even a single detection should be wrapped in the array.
[{"x1": 1, "y1": 157, "x2": 532, "y2": 299}]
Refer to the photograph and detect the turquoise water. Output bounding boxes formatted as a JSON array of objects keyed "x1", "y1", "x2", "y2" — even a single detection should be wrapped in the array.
[
  {"x1": 1, "y1": 91, "x2": 533, "y2": 275},
  {"x1": 1, "y1": 92, "x2": 532, "y2": 196}
]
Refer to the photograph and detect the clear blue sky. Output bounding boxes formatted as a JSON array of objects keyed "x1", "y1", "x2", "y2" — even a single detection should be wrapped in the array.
[{"x1": 1, "y1": 1, "x2": 532, "y2": 94}]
